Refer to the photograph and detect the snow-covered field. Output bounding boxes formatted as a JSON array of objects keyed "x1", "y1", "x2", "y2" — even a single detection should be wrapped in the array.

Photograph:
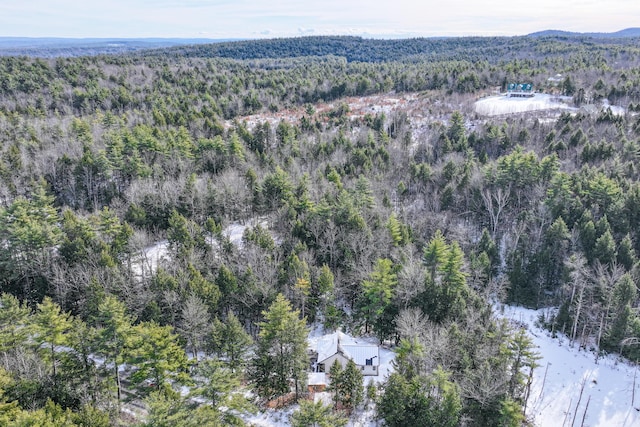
[
  {"x1": 501, "y1": 305, "x2": 640, "y2": 427},
  {"x1": 474, "y1": 94, "x2": 575, "y2": 116}
]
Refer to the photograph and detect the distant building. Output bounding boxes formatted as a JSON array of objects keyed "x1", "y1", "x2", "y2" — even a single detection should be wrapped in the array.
[
  {"x1": 507, "y1": 83, "x2": 535, "y2": 97},
  {"x1": 311, "y1": 331, "x2": 380, "y2": 376}
]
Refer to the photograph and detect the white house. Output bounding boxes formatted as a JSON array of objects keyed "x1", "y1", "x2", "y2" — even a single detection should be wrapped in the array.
[{"x1": 313, "y1": 331, "x2": 380, "y2": 376}]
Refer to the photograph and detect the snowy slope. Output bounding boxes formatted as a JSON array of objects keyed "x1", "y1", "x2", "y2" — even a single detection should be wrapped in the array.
[
  {"x1": 501, "y1": 305, "x2": 640, "y2": 427},
  {"x1": 474, "y1": 94, "x2": 575, "y2": 116}
]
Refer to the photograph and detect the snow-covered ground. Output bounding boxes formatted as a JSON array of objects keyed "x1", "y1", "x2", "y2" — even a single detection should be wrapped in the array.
[
  {"x1": 474, "y1": 94, "x2": 575, "y2": 116},
  {"x1": 222, "y1": 219, "x2": 270, "y2": 248},
  {"x1": 501, "y1": 305, "x2": 640, "y2": 427},
  {"x1": 130, "y1": 239, "x2": 169, "y2": 278},
  {"x1": 129, "y1": 220, "x2": 272, "y2": 277}
]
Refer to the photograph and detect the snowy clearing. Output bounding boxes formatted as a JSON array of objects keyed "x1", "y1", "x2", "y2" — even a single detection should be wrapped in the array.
[
  {"x1": 130, "y1": 239, "x2": 169, "y2": 278},
  {"x1": 129, "y1": 220, "x2": 273, "y2": 278},
  {"x1": 500, "y1": 305, "x2": 640, "y2": 427},
  {"x1": 474, "y1": 94, "x2": 575, "y2": 116}
]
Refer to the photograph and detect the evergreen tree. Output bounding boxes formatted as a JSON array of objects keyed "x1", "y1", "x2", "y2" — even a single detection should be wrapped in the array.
[
  {"x1": 358, "y1": 258, "x2": 397, "y2": 337},
  {"x1": 128, "y1": 322, "x2": 191, "y2": 396},
  {"x1": 0, "y1": 293, "x2": 30, "y2": 354},
  {"x1": 423, "y1": 230, "x2": 449, "y2": 281},
  {"x1": 617, "y1": 234, "x2": 637, "y2": 271},
  {"x1": 421, "y1": 238, "x2": 471, "y2": 323},
  {"x1": 0, "y1": 185, "x2": 62, "y2": 302},
  {"x1": 336, "y1": 359, "x2": 364, "y2": 412},
  {"x1": 251, "y1": 294, "x2": 308, "y2": 401},
  {"x1": 209, "y1": 312, "x2": 253, "y2": 373},
  {"x1": 33, "y1": 297, "x2": 74, "y2": 388},
  {"x1": 328, "y1": 359, "x2": 344, "y2": 409},
  {"x1": 92, "y1": 295, "x2": 134, "y2": 405},
  {"x1": 290, "y1": 400, "x2": 347, "y2": 427},
  {"x1": 191, "y1": 358, "x2": 239, "y2": 407},
  {"x1": 603, "y1": 273, "x2": 638, "y2": 354},
  {"x1": 315, "y1": 264, "x2": 335, "y2": 315},
  {"x1": 140, "y1": 391, "x2": 224, "y2": 427},
  {"x1": 593, "y1": 230, "x2": 616, "y2": 266},
  {"x1": 378, "y1": 368, "x2": 461, "y2": 427}
]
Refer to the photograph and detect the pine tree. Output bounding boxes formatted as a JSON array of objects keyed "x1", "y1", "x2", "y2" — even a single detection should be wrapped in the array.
[
  {"x1": 33, "y1": 297, "x2": 74, "y2": 387},
  {"x1": 339, "y1": 359, "x2": 364, "y2": 412},
  {"x1": 209, "y1": 312, "x2": 253, "y2": 373},
  {"x1": 359, "y1": 258, "x2": 396, "y2": 336},
  {"x1": 0, "y1": 293, "x2": 30, "y2": 353},
  {"x1": 329, "y1": 359, "x2": 344, "y2": 409},
  {"x1": 594, "y1": 230, "x2": 616, "y2": 266},
  {"x1": 92, "y1": 295, "x2": 133, "y2": 405},
  {"x1": 617, "y1": 234, "x2": 637, "y2": 271},
  {"x1": 387, "y1": 213, "x2": 410, "y2": 246},
  {"x1": 421, "y1": 238, "x2": 471, "y2": 323},
  {"x1": 378, "y1": 368, "x2": 461, "y2": 427},
  {"x1": 128, "y1": 322, "x2": 191, "y2": 396},
  {"x1": 315, "y1": 264, "x2": 335, "y2": 314},
  {"x1": 603, "y1": 273, "x2": 638, "y2": 355},
  {"x1": 191, "y1": 358, "x2": 240, "y2": 407},
  {"x1": 290, "y1": 400, "x2": 347, "y2": 427},
  {"x1": 251, "y1": 294, "x2": 308, "y2": 401},
  {"x1": 505, "y1": 328, "x2": 540, "y2": 399},
  {"x1": 423, "y1": 230, "x2": 448, "y2": 281}
]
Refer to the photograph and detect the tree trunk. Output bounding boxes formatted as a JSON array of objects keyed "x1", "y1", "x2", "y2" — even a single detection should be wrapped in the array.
[{"x1": 115, "y1": 363, "x2": 122, "y2": 405}]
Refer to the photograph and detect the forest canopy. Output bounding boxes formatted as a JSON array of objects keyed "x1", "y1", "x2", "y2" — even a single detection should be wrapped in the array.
[{"x1": 1, "y1": 34, "x2": 640, "y2": 426}]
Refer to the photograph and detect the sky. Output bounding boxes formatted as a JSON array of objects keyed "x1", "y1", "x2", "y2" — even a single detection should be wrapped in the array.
[{"x1": 1, "y1": 0, "x2": 638, "y2": 39}]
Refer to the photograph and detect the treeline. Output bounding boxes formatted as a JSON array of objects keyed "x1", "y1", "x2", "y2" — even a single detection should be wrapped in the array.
[
  {"x1": 1, "y1": 35, "x2": 640, "y2": 426},
  {"x1": 157, "y1": 34, "x2": 640, "y2": 64}
]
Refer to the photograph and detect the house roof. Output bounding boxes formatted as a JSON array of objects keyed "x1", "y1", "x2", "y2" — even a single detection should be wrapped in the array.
[
  {"x1": 316, "y1": 331, "x2": 342, "y2": 362},
  {"x1": 315, "y1": 331, "x2": 379, "y2": 366},
  {"x1": 341, "y1": 344, "x2": 379, "y2": 366}
]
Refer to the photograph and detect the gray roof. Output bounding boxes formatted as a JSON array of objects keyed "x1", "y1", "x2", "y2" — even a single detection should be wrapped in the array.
[
  {"x1": 341, "y1": 344, "x2": 379, "y2": 366},
  {"x1": 315, "y1": 331, "x2": 379, "y2": 366}
]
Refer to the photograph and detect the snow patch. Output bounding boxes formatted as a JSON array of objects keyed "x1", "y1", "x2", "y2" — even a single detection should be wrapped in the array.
[
  {"x1": 500, "y1": 305, "x2": 640, "y2": 427},
  {"x1": 474, "y1": 94, "x2": 574, "y2": 116},
  {"x1": 129, "y1": 220, "x2": 274, "y2": 278},
  {"x1": 130, "y1": 240, "x2": 169, "y2": 278}
]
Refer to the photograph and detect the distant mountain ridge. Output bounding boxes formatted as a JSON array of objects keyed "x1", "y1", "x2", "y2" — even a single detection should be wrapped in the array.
[
  {"x1": 528, "y1": 28, "x2": 640, "y2": 38},
  {"x1": 1, "y1": 28, "x2": 639, "y2": 58},
  {"x1": 0, "y1": 37, "x2": 240, "y2": 57}
]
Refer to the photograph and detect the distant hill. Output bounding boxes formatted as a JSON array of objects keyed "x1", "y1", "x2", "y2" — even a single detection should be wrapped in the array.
[
  {"x1": 150, "y1": 35, "x2": 530, "y2": 63},
  {"x1": 528, "y1": 28, "x2": 640, "y2": 38},
  {"x1": 0, "y1": 37, "x2": 240, "y2": 57},
  {"x1": 2, "y1": 29, "x2": 639, "y2": 59}
]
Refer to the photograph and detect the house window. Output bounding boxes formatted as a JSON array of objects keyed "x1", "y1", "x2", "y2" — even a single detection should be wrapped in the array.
[
  {"x1": 366, "y1": 358, "x2": 373, "y2": 366},
  {"x1": 361, "y1": 366, "x2": 365, "y2": 371}
]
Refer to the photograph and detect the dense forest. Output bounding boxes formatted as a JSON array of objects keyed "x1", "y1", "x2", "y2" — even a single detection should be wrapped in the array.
[{"x1": 1, "y1": 34, "x2": 640, "y2": 426}]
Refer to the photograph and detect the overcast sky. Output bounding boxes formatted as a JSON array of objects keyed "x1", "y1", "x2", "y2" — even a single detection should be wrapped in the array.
[{"x1": 1, "y1": 0, "x2": 638, "y2": 39}]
